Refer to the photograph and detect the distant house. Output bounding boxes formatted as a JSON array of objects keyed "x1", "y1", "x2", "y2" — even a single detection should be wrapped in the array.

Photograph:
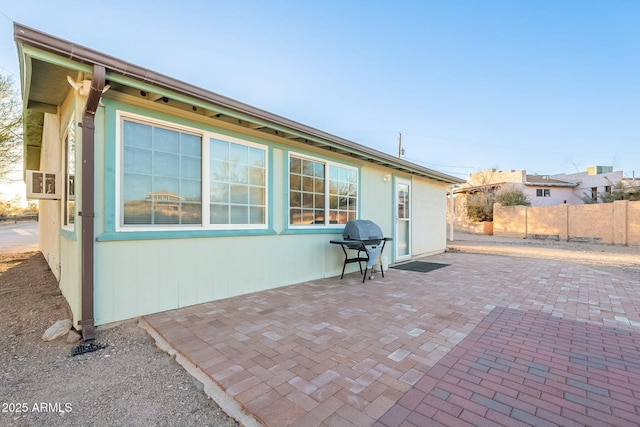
[
  {"x1": 457, "y1": 166, "x2": 626, "y2": 207},
  {"x1": 450, "y1": 167, "x2": 630, "y2": 235},
  {"x1": 456, "y1": 168, "x2": 577, "y2": 207},
  {"x1": 551, "y1": 167, "x2": 623, "y2": 204},
  {"x1": 15, "y1": 23, "x2": 463, "y2": 338}
]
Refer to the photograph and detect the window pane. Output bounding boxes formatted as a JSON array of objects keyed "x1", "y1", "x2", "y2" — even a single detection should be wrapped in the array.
[
  {"x1": 289, "y1": 155, "x2": 359, "y2": 226},
  {"x1": 290, "y1": 191, "x2": 301, "y2": 208},
  {"x1": 230, "y1": 205, "x2": 248, "y2": 224},
  {"x1": 211, "y1": 160, "x2": 229, "y2": 181},
  {"x1": 210, "y1": 204, "x2": 229, "y2": 224},
  {"x1": 182, "y1": 134, "x2": 201, "y2": 157},
  {"x1": 123, "y1": 120, "x2": 201, "y2": 225},
  {"x1": 230, "y1": 185, "x2": 249, "y2": 204},
  {"x1": 250, "y1": 167, "x2": 265, "y2": 186},
  {"x1": 154, "y1": 152, "x2": 179, "y2": 177},
  {"x1": 290, "y1": 208, "x2": 302, "y2": 224},
  {"x1": 210, "y1": 182, "x2": 229, "y2": 203},
  {"x1": 230, "y1": 163, "x2": 248, "y2": 184},
  {"x1": 182, "y1": 202, "x2": 202, "y2": 224},
  {"x1": 65, "y1": 120, "x2": 76, "y2": 227},
  {"x1": 154, "y1": 201, "x2": 180, "y2": 224},
  {"x1": 124, "y1": 147, "x2": 152, "y2": 174},
  {"x1": 154, "y1": 127, "x2": 179, "y2": 153},
  {"x1": 250, "y1": 207, "x2": 265, "y2": 224},
  {"x1": 249, "y1": 147, "x2": 265, "y2": 167},
  {"x1": 209, "y1": 137, "x2": 267, "y2": 226},
  {"x1": 211, "y1": 138, "x2": 229, "y2": 160},
  {"x1": 328, "y1": 165, "x2": 358, "y2": 225},
  {"x1": 290, "y1": 157, "x2": 301, "y2": 174},
  {"x1": 182, "y1": 156, "x2": 201, "y2": 180},
  {"x1": 290, "y1": 174, "x2": 301, "y2": 191},
  {"x1": 124, "y1": 121, "x2": 152, "y2": 149},
  {"x1": 250, "y1": 187, "x2": 265, "y2": 205},
  {"x1": 230, "y1": 143, "x2": 248, "y2": 164}
]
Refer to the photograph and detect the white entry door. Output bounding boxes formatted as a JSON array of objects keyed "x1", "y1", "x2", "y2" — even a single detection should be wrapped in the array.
[{"x1": 395, "y1": 178, "x2": 411, "y2": 261}]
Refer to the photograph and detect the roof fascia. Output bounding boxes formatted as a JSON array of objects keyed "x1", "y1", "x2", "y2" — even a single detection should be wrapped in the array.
[{"x1": 14, "y1": 22, "x2": 464, "y2": 185}]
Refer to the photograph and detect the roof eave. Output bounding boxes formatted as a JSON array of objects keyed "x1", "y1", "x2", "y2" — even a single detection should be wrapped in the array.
[{"x1": 14, "y1": 22, "x2": 463, "y2": 185}]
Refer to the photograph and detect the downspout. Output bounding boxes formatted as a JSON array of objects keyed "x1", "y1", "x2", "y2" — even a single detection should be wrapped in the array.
[{"x1": 80, "y1": 65, "x2": 105, "y2": 342}]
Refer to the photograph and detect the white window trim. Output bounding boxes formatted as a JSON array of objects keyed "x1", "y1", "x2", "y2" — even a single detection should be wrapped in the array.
[
  {"x1": 62, "y1": 117, "x2": 75, "y2": 231},
  {"x1": 287, "y1": 151, "x2": 358, "y2": 229},
  {"x1": 116, "y1": 111, "x2": 269, "y2": 232}
]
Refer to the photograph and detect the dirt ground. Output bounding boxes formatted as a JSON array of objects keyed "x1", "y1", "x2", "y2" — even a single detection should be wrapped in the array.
[
  {"x1": 0, "y1": 234, "x2": 638, "y2": 427},
  {"x1": 447, "y1": 232, "x2": 640, "y2": 279},
  {"x1": 0, "y1": 250, "x2": 239, "y2": 427}
]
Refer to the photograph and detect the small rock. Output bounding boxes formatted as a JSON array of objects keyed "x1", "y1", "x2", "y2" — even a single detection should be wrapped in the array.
[
  {"x1": 66, "y1": 329, "x2": 82, "y2": 344},
  {"x1": 42, "y1": 319, "x2": 72, "y2": 341}
]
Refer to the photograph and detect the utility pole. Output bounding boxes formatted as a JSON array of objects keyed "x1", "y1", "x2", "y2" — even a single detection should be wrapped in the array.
[{"x1": 397, "y1": 132, "x2": 404, "y2": 158}]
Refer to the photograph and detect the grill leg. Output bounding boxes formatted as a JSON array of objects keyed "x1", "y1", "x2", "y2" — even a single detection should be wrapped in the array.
[{"x1": 339, "y1": 245, "x2": 348, "y2": 279}]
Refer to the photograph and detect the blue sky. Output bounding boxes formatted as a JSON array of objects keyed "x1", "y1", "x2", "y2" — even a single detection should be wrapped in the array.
[{"x1": 1, "y1": 1, "x2": 639, "y2": 181}]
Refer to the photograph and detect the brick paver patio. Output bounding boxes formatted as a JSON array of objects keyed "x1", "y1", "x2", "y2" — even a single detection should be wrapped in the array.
[{"x1": 143, "y1": 250, "x2": 640, "y2": 426}]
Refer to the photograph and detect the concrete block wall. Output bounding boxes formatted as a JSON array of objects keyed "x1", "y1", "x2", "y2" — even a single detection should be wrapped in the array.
[{"x1": 494, "y1": 200, "x2": 639, "y2": 246}]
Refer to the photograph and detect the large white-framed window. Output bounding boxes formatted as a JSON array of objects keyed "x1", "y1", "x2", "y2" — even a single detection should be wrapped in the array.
[
  {"x1": 210, "y1": 137, "x2": 267, "y2": 227},
  {"x1": 63, "y1": 117, "x2": 76, "y2": 230},
  {"x1": 117, "y1": 112, "x2": 268, "y2": 230},
  {"x1": 288, "y1": 152, "x2": 358, "y2": 227}
]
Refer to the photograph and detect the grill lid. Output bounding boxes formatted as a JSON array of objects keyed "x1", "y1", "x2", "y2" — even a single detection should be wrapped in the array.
[{"x1": 343, "y1": 220, "x2": 384, "y2": 241}]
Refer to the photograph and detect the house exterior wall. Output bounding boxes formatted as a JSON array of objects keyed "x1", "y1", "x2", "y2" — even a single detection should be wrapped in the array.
[
  {"x1": 522, "y1": 186, "x2": 575, "y2": 206},
  {"x1": 38, "y1": 113, "x2": 61, "y2": 279},
  {"x1": 86, "y1": 98, "x2": 451, "y2": 325},
  {"x1": 412, "y1": 178, "x2": 449, "y2": 257},
  {"x1": 552, "y1": 170, "x2": 623, "y2": 202}
]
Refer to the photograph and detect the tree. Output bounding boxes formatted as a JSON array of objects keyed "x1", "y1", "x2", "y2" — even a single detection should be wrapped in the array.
[
  {"x1": 495, "y1": 185, "x2": 531, "y2": 207},
  {"x1": 466, "y1": 191, "x2": 494, "y2": 222},
  {"x1": 466, "y1": 185, "x2": 531, "y2": 222},
  {"x1": 0, "y1": 73, "x2": 22, "y2": 183}
]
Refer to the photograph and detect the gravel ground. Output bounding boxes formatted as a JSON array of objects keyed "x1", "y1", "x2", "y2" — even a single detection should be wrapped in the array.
[
  {"x1": 0, "y1": 251, "x2": 239, "y2": 427},
  {"x1": 1, "y1": 231, "x2": 637, "y2": 427},
  {"x1": 447, "y1": 232, "x2": 640, "y2": 279}
]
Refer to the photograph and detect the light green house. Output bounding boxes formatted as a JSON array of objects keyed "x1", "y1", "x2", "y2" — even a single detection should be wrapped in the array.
[{"x1": 15, "y1": 23, "x2": 463, "y2": 340}]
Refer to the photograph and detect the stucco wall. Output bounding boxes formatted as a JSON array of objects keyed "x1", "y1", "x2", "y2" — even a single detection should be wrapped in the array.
[
  {"x1": 527, "y1": 206, "x2": 560, "y2": 238},
  {"x1": 493, "y1": 204, "x2": 526, "y2": 238},
  {"x1": 628, "y1": 202, "x2": 640, "y2": 246},
  {"x1": 567, "y1": 203, "x2": 614, "y2": 243},
  {"x1": 494, "y1": 200, "x2": 639, "y2": 245}
]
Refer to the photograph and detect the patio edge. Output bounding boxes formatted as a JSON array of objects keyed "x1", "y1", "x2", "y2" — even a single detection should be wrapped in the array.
[{"x1": 139, "y1": 317, "x2": 263, "y2": 427}]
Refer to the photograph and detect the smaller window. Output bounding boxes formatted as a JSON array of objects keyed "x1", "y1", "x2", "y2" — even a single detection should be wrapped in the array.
[
  {"x1": 591, "y1": 187, "x2": 598, "y2": 201},
  {"x1": 288, "y1": 153, "x2": 358, "y2": 226},
  {"x1": 64, "y1": 119, "x2": 76, "y2": 228},
  {"x1": 536, "y1": 189, "x2": 550, "y2": 197}
]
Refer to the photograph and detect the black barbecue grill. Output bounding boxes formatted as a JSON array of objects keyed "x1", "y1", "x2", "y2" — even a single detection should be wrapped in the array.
[{"x1": 330, "y1": 220, "x2": 392, "y2": 283}]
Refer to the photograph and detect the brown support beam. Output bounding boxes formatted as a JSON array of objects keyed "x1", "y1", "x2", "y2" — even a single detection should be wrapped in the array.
[{"x1": 80, "y1": 65, "x2": 105, "y2": 342}]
